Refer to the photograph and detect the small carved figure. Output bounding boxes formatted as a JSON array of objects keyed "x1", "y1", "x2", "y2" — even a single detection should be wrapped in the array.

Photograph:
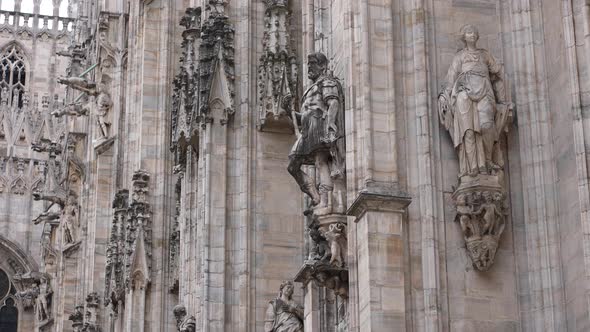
[
  {"x1": 17, "y1": 280, "x2": 40, "y2": 309},
  {"x1": 287, "y1": 52, "x2": 345, "y2": 213},
  {"x1": 51, "y1": 102, "x2": 89, "y2": 117},
  {"x1": 95, "y1": 83, "x2": 113, "y2": 138},
  {"x1": 173, "y1": 304, "x2": 196, "y2": 332},
  {"x1": 438, "y1": 24, "x2": 512, "y2": 177},
  {"x1": 264, "y1": 281, "x2": 304, "y2": 332},
  {"x1": 308, "y1": 227, "x2": 331, "y2": 262},
  {"x1": 323, "y1": 222, "x2": 347, "y2": 268},
  {"x1": 68, "y1": 305, "x2": 84, "y2": 331},
  {"x1": 471, "y1": 191, "x2": 503, "y2": 236},
  {"x1": 62, "y1": 195, "x2": 80, "y2": 244},
  {"x1": 36, "y1": 275, "x2": 52, "y2": 322}
]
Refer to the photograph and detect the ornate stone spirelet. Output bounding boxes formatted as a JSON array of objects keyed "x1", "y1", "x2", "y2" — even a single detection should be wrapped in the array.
[{"x1": 257, "y1": 0, "x2": 298, "y2": 132}]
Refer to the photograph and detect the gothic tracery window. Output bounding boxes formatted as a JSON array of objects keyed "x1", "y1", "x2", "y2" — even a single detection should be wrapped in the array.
[
  {"x1": 0, "y1": 45, "x2": 26, "y2": 108},
  {"x1": 0, "y1": 269, "x2": 18, "y2": 332}
]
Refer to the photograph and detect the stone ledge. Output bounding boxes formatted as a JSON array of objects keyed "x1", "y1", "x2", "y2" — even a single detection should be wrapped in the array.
[{"x1": 347, "y1": 185, "x2": 411, "y2": 219}]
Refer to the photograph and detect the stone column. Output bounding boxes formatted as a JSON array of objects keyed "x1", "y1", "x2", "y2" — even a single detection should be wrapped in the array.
[{"x1": 347, "y1": 190, "x2": 411, "y2": 331}]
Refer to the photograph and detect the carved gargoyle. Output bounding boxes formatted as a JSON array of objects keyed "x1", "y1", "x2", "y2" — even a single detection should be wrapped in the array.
[{"x1": 51, "y1": 102, "x2": 89, "y2": 118}]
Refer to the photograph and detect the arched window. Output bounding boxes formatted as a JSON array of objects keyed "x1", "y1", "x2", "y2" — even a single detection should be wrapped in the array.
[
  {"x1": 0, "y1": 269, "x2": 18, "y2": 332},
  {"x1": 0, "y1": 45, "x2": 26, "y2": 108}
]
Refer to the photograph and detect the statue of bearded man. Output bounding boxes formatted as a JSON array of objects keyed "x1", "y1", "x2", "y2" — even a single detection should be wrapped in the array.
[
  {"x1": 287, "y1": 52, "x2": 345, "y2": 212},
  {"x1": 173, "y1": 304, "x2": 196, "y2": 332}
]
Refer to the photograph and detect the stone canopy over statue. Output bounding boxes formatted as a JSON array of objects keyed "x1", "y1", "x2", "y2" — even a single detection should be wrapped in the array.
[{"x1": 438, "y1": 24, "x2": 513, "y2": 271}]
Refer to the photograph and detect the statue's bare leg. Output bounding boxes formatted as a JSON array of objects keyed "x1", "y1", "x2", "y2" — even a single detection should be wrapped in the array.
[
  {"x1": 288, "y1": 156, "x2": 320, "y2": 205},
  {"x1": 315, "y1": 152, "x2": 333, "y2": 208}
]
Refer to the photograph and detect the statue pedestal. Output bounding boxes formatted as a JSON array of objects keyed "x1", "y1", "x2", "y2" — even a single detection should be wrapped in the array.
[
  {"x1": 295, "y1": 261, "x2": 349, "y2": 331},
  {"x1": 347, "y1": 189, "x2": 411, "y2": 332},
  {"x1": 452, "y1": 174, "x2": 507, "y2": 271}
]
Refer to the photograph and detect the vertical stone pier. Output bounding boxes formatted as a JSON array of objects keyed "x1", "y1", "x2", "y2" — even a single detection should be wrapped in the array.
[{"x1": 347, "y1": 189, "x2": 411, "y2": 331}]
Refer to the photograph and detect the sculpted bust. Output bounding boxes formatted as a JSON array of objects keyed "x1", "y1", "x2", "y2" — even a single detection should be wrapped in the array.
[
  {"x1": 173, "y1": 304, "x2": 196, "y2": 332},
  {"x1": 264, "y1": 281, "x2": 304, "y2": 332}
]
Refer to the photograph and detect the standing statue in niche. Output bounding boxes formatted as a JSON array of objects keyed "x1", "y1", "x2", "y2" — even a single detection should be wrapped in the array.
[
  {"x1": 286, "y1": 52, "x2": 345, "y2": 215},
  {"x1": 62, "y1": 194, "x2": 80, "y2": 244},
  {"x1": 440, "y1": 24, "x2": 513, "y2": 271},
  {"x1": 264, "y1": 281, "x2": 304, "y2": 332},
  {"x1": 173, "y1": 304, "x2": 196, "y2": 332},
  {"x1": 36, "y1": 275, "x2": 52, "y2": 322},
  {"x1": 438, "y1": 24, "x2": 512, "y2": 177}
]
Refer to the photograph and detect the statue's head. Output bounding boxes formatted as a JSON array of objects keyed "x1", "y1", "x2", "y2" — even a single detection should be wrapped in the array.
[
  {"x1": 173, "y1": 304, "x2": 187, "y2": 320},
  {"x1": 466, "y1": 235, "x2": 498, "y2": 271},
  {"x1": 279, "y1": 280, "x2": 294, "y2": 299},
  {"x1": 307, "y1": 52, "x2": 328, "y2": 81},
  {"x1": 459, "y1": 24, "x2": 479, "y2": 46}
]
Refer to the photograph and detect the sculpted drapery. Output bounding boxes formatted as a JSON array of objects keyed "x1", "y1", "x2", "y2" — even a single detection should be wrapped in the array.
[
  {"x1": 264, "y1": 281, "x2": 304, "y2": 332},
  {"x1": 438, "y1": 24, "x2": 512, "y2": 177}
]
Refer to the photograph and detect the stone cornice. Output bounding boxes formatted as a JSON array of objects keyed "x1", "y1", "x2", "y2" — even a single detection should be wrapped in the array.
[{"x1": 347, "y1": 183, "x2": 411, "y2": 219}]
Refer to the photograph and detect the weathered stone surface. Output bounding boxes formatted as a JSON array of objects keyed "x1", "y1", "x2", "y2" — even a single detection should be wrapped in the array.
[{"x1": 1, "y1": 0, "x2": 590, "y2": 332}]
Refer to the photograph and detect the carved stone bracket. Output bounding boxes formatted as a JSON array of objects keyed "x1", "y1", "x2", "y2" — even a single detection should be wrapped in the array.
[
  {"x1": 295, "y1": 261, "x2": 349, "y2": 300},
  {"x1": 295, "y1": 213, "x2": 349, "y2": 300},
  {"x1": 257, "y1": 0, "x2": 298, "y2": 132},
  {"x1": 453, "y1": 174, "x2": 507, "y2": 271}
]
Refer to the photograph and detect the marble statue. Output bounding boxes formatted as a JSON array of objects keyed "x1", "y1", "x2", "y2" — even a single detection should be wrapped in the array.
[
  {"x1": 36, "y1": 275, "x2": 52, "y2": 322},
  {"x1": 439, "y1": 24, "x2": 513, "y2": 271},
  {"x1": 438, "y1": 24, "x2": 512, "y2": 177},
  {"x1": 173, "y1": 304, "x2": 196, "y2": 332},
  {"x1": 62, "y1": 194, "x2": 79, "y2": 244},
  {"x1": 287, "y1": 52, "x2": 345, "y2": 215},
  {"x1": 264, "y1": 281, "x2": 304, "y2": 332}
]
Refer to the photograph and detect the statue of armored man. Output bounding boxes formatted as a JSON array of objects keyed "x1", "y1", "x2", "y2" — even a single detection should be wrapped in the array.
[
  {"x1": 438, "y1": 24, "x2": 513, "y2": 271},
  {"x1": 287, "y1": 52, "x2": 345, "y2": 217}
]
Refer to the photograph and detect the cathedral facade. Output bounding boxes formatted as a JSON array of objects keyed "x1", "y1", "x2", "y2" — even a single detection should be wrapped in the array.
[{"x1": 0, "y1": 0, "x2": 589, "y2": 331}]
